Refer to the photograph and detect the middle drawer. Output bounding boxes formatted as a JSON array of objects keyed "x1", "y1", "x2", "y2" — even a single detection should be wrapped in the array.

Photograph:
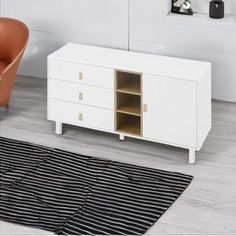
[{"x1": 48, "y1": 79, "x2": 114, "y2": 110}]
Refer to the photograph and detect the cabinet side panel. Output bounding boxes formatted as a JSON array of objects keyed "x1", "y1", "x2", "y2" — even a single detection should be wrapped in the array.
[
  {"x1": 197, "y1": 65, "x2": 212, "y2": 150},
  {"x1": 47, "y1": 58, "x2": 51, "y2": 121}
]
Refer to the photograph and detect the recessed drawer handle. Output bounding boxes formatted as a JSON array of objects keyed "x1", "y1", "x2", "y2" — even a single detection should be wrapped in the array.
[
  {"x1": 79, "y1": 92, "x2": 83, "y2": 100},
  {"x1": 79, "y1": 72, "x2": 83, "y2": 80},
  {"x1": 79, "y1": 113, "x2": 83, "y2": 121}
]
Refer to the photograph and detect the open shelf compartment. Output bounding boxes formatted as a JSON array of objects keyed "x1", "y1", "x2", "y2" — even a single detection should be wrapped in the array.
[
  {"x1": 116, "y1": 92, "x2": 141, "y2": 116},
  {"x1": 115, "y1": 70, "x2": 142, "y2": 137},
  {"x1": 116, "y1": 70, "x2": 141, "y2": 95},
  {"x1": 116, "y1": 113, "x2": 141, "y2": 136}
]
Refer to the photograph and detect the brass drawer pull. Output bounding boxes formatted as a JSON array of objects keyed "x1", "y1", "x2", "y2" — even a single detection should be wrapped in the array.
[
  {"x1": 79, "y1": 113, "x2": 83, "y2": 121},
  {"x1": 79, "y1": 92, "x2": 83, "y2": 100},
  {"x1": 79, "y1": 72, "x2": 83, "y2": 80}
]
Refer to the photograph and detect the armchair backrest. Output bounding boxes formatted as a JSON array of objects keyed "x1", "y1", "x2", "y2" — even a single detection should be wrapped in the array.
[
  {"x1": 0, "y1": 17, "x2": 29, "y2": 65},
  {"x1": 0, "y1": 17, "x2": 29, "y2": 107}
]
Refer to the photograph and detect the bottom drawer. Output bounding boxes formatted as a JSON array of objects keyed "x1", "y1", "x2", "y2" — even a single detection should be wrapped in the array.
[{"x1": 48, "y1": 99, "x2": 114, "y2": 131}]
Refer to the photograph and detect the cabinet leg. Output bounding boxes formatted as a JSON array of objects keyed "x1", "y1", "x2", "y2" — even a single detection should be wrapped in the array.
[
  {"x1": 119, "y1": 134, "x2": 125, "y2": 141},
  {"x1": 55, "y1": 122, "x2": 62, "y2": 135},
  {"x1": 189, "y1": 149, "x2": 196, "y2": 164}
]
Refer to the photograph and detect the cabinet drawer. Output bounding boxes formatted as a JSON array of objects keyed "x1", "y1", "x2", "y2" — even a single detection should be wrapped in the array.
[
  {"x1": 48, "y1": 79, "x2": 114, "y2": 109},
  {"x1": 48, "y1": 99, "x2": 114, "y2": 131},
  {"x1": 48, "y1": 60, "x2": 114, "y2": 89}
]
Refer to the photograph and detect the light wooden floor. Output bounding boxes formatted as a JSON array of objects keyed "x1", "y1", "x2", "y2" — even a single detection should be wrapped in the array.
[{"x1": 0, "y1": 76, "x2": 236, "y2": 235}]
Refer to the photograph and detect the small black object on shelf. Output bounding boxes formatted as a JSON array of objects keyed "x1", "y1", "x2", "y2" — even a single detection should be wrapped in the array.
[
  {"x1": 209, "y1": 0, "x2": 224, "y2": 19},
  {"x1": 171, "y1": 0, "x2": 193, "y2": 15}
]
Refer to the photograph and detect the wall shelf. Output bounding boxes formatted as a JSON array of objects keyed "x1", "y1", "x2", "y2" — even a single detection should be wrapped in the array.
[{"x1": 166, "y1": 12, "x2": 236, "y2": 30}]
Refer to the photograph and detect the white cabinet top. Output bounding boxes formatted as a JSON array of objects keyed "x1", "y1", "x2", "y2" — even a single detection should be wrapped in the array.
[{"x1": 48, "y1": 43, "x2": 210, "y2": 81}]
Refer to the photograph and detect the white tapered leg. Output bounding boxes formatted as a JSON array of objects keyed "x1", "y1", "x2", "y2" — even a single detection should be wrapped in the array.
[
  {"x1": 189, "y1": 149, "x2": 196, "y2": 164},
  {"x1": 119, "y1": 134, "x2": 125, "y2": 141},
  {"x1": 55, "y1": 122, "x2": 62, "y2": 135}
]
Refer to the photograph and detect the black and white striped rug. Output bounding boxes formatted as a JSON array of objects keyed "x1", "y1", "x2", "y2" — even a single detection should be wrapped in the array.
[{"x1": 0, "y1": 137, "x2": 193, "y2": 235}]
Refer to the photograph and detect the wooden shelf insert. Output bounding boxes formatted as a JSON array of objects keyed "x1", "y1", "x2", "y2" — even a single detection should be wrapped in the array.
[
  {"x1": 116, "y1": 93, "x2": 141, "y2": 116},
  {"x1": 116, "y1": 113, "x2": 141, "y2": 136},
  {"x1": 116, "y1": 108, "x2": 140, "y2": 116},
  {"x1": 117, "y1": 82, "x2": 141, "y2": 95},
  {"x1": 116, "y1": 71, "x2": 141, "y2": 95},
  {"x1": 115, "y1": 70, "x2": 142, "y2": 137}
]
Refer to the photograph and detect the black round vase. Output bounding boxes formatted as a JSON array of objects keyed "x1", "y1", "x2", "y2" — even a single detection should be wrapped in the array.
[{"x1": 209, "y1": 0, "x2": 224, "y2": 19}]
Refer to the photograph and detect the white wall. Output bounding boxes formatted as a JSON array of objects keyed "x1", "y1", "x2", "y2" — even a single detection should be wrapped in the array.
[
  {"x1": 0, "y1": 0, "x2": 128, "y2": 78},
  {"x1": 129, "y1": 0, "x2": 236, "y2": 102},
  {"x1": 1, "y1": 0, "x2": 236, "y2": 102}
]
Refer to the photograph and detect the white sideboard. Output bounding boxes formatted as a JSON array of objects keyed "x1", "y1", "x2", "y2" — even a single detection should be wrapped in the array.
[{"x1": 47, "y1": 43, "x2": 211, "y2": 164}]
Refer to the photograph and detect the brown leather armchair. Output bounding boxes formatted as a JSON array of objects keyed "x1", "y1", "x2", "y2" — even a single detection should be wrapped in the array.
[{"x1": 0, "y1": 17, "x2": 29, "y2": 107}]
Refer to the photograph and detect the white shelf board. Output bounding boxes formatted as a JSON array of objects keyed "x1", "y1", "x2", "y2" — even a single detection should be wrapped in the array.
[{"x1": 165, "y1": 12, "x2": 236, "y2": 30}]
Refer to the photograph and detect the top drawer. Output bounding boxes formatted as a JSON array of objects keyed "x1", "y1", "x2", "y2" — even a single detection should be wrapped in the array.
[{"x1": 48, "y1": 59, "x2": 114, "y2": 89}]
